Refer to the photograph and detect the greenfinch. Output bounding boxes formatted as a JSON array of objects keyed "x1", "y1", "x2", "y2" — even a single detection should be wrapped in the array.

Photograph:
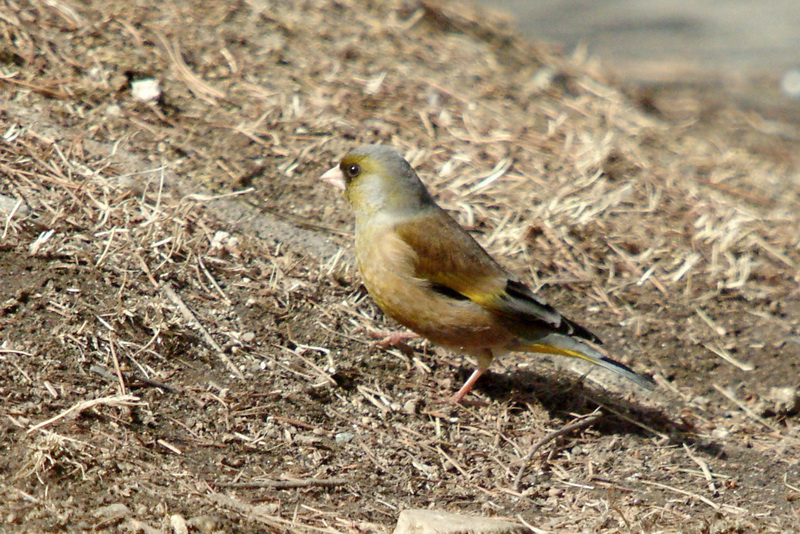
[{"x1": 321, "y1": 145, "x2": 654, "y2": 402}]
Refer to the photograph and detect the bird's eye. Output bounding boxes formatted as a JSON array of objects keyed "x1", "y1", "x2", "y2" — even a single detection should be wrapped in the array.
[{"x1": 345, "y1": 163, "x2": 361, "y2": 179}]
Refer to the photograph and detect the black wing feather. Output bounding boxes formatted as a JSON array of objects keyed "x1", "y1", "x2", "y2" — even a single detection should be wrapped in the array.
[{"x1": 503, "y1": 280, "x2": 602, "y2": 344}]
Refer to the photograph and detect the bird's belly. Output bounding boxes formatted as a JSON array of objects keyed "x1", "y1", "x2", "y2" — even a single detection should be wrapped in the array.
[{"x1": 360, "y1": 261, "x2": 512, "y2": 349}]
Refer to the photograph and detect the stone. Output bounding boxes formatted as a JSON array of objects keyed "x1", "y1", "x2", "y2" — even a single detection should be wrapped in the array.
[
  {"x1": 393, "y1": 509, "x2": 530, "y2": 534},
  {"x1": 766, "y1": 386, "x2": 799, "y2": 415}
]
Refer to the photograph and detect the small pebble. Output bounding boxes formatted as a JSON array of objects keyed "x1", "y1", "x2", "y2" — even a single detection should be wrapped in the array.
[
  {"x1": 781, "y1": 69, "x2": 800, "y2": 98},
  {"x1": 94, "y1": 503, "x2": 131, "y2": 520},
  {"x1": 170, "y1": 514, "x2": 188, "y2": 534},
  {"x1": 335, "y1": 431, "x2": 355, "y2": 444},
  {"x1": 767, "y1": 386, "x2": 799, "y2": 415},
  {"x1": 711, "y1": 427, "x2": 730, "y2": 439},
  {"x1": 187, "y1": 516, "x2": 218, "y2": 533},
  {"x1": 131, "y1": 78, "x2": 161, "y2": 102},
  {"x1": 402, "y1": 398, "x2": 419, "y2": 415},
  {"x1": 0, "y1": 194, "x2": 28, "y2": 216}
]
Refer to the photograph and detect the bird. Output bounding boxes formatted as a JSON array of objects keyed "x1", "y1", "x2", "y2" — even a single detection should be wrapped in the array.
[{"x1": 321, "y1": 144, "x2": 654, "y2": 402}]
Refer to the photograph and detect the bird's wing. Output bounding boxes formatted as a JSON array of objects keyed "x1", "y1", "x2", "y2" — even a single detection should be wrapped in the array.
[
  {"x1": 502, "y1": 278, "x2": 601, "y2": 344},
  {"x1": 393, "y1": 209, "x2": 600, "y2": 344}
]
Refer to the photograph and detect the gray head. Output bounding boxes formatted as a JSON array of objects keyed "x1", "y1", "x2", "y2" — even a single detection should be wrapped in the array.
[{"x1": 322, "y1": 144, "x2": 437, "y2": 222}]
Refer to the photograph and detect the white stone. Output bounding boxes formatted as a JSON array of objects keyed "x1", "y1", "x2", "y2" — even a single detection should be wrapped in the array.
[
  {"x1": 131, "y1": 78, "x2": 161, "y2": 102},
  {"x1": 393, "y1": 509, "x2": 530, "y2": 534},
  {"x1": 781, "y1": 69, "x2": 800, "y2": 98}
]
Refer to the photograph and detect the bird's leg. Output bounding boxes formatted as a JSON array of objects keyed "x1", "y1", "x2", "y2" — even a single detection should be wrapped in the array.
[
  {"x1": 447, "y1": 348, "x2": 495, "y2": 404},
  {"x1": 449, "y1": 367, "x2": 486, "y2": 404}
]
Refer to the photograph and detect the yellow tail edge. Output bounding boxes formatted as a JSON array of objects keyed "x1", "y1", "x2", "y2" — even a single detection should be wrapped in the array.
[
  {"x1": 521, "y1": 343, "x2": 655, "y2": 390},
  {"x1": 522, "y1": 343, "x2": 595, "y2": 362}
]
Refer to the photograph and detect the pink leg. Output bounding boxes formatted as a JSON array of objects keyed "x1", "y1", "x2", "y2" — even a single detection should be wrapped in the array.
[
  {"x1": 449, "y1": 367, "x2": 486, "y2": 403},
  {"x1": 447, "y1": 348, "x2": 496, "y2": 403}
]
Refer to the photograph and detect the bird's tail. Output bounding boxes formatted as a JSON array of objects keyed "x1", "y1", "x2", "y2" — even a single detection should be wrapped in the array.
[{"x1": 521, "y1": 334, "x2": 655, "y2": 390}]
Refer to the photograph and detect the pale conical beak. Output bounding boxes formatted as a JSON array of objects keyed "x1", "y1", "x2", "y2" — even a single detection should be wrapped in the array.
[{"x1": 320, "y1": 166, "x2": 346, "y2": 190}]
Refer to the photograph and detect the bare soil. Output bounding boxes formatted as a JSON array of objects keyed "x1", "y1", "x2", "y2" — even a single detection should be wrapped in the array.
[{"x1": 1, "y1": 1, "x2": 799, "y2": 533}]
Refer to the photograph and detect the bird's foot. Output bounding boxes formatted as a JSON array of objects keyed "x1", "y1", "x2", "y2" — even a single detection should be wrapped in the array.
[
  {"x1": 366, "y1": 329, "x2": 418, "y2": 348},
  {"x1": 356, "y1": 329, "x2": 419, "y2": 357}
]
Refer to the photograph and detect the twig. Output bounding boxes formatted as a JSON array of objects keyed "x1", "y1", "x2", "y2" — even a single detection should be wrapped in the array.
[
  {"x1": 183, "y1": 188, "x2": 255, "y2": 202},
  {"x1": 162, "y1": 282, "x2": 244, "y2": 379},
  {"x1": 436, "y1": 446, "x2": 470, "y2": 478},
  {"x1": 157, "y1": 439, "x2": 183, "y2": 455},
  {"x1": 206, "y1": 492, "x2": 342, "y2": 533},
  {"x1": 712, "y1": 384, "x2": 783, "y2": 433},
  {"x1": 639, "y1": 479, "x2": 720, "y2": 510},
  {"x1": 356, "y1": 385, "x2": 391, "y2": 415},
  {"x1": 2, "y1": 197, "x2": 24, "y2": 240},
  {"x1": 155, "y1": 33, "x2": 224, "y2": 105},
  {"x1": 0, "y1": 349, "x2": 33, "y2": 383},
  {"x1": 513, "y1": 411, "x2": 602, "y2": 490},
  {"x1": 693, "y1": 306, "x2": 726, "y2": 336},
  {"x1": 27, "y1": 394, "x2": 141, "y2": 433},
  {"x1": 515, "y1": 514, "x2": 550, "y2": 534},
  {"x1": 109, "y1": 338, "x2": 127, "y2": 395},
  {"x1": 594, "y1": 401, "x2": 670, "y2": 440},
  {"x1": 218, "y1": 478, "x2": 347, "y2": 490},
  {"x1": 89, "y1": 365, "x2": 179, "y2": 393},
  {"x1": 0, "y1": 76, "x2": 70, "y2": 99},
  {"x1": 703, "y1": 344, "x2": 754, "y2": 372},
  {"x1": 135, "y1": 252, "x2": 160, "y2": 290},
  {"x1": 682, "y1": 443, "x2": 717, "y2": 495},
  {"x1": 278, "y1": 344, "x2": 337, "y2": 386},
  {"x1": 0, "y1": 348, "x2": 34, "y2": 356},
  {"x1": 784, "y1": 473, "x2": 800, "y2": 494},
  {"x1": 197, "y1": 256, "x2": 232, "y2": 305}
]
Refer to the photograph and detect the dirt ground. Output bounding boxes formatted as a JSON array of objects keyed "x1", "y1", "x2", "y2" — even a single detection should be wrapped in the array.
[{"x1": 1, "y1": 1, "x2": 799, "y2": 533}]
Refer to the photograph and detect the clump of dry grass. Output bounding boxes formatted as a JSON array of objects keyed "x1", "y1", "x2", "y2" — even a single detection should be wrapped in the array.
[{"x1": 13, "y1": 431, "x2": 93, "y2": 483}]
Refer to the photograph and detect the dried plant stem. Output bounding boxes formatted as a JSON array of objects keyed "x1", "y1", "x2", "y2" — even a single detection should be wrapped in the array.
[
  {"x1": 513, "y1": 411, "x2": 603, "y2": 490},
  {"x1": 162, "y1": 282, "x2": 244, "y2": 379}
]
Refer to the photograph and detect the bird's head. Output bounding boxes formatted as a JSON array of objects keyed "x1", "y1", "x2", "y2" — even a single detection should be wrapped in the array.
[{"x1": 321, "y1": 145, "x2": 435, "y2": 222}]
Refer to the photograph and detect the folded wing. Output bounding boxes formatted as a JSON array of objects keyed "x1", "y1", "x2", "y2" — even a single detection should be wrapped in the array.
[{"x1": 394, "y1": 209, "x2": 599, "y2": 344}]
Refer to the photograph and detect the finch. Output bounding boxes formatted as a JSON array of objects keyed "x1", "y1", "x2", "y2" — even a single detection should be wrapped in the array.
[{"x1": 322, "y1": 144, "x2": 654, "y2": 402}]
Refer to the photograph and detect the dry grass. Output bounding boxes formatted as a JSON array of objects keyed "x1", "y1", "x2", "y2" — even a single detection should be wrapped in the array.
[{"x1": 1, "y1": 0, "x2": 799, "y2": 532}]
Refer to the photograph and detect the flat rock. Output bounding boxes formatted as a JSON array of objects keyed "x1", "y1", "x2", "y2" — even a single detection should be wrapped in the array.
[
  {"x1": 394, "y1": 509, "x2": 530, "y2": 534},
  {"x1": 0, "y1": 194, "x2": 28, "y2": 216}
]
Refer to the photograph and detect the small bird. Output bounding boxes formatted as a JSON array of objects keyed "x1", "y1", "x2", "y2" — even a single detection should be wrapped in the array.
[{"x1": 321, "y1": 145, "x2": 654, "y2": 402}]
